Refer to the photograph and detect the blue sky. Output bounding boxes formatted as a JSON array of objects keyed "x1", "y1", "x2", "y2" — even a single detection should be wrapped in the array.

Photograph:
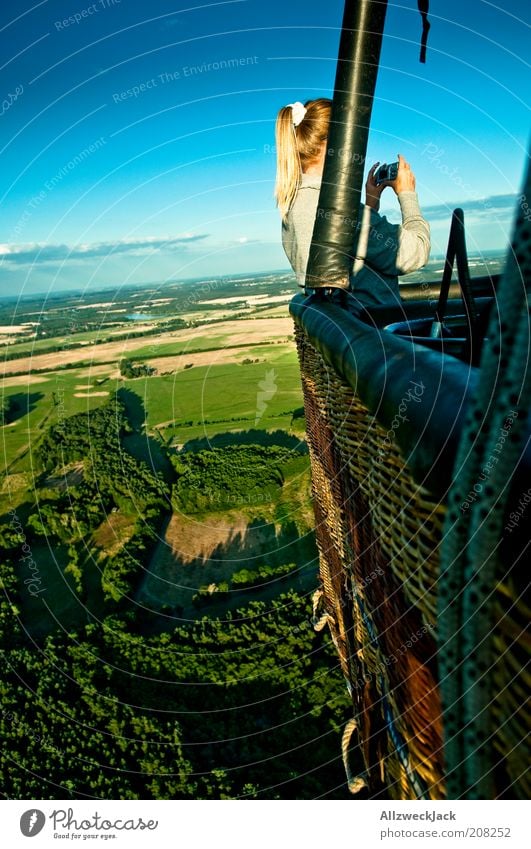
[{"x1": 1, "y1": 0, "x2": 529, "y2": 294}]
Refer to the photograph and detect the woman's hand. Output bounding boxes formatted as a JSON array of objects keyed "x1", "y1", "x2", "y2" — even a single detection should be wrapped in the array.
[
  {"x1": 393, "y1": 153, "x2": 416, "y2": 193},
  {"x1": 365, "y1": 162, "x2": 386, "y2": 211},
  {"x1": 365, "y1": 154, "x2": 417, "y2": 211}
]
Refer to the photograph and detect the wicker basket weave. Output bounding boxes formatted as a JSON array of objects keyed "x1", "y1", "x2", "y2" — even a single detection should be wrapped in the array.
[
  {"x1": 296, "y1": 323, "x2": 446, "y2": 799},
  {"x1": 295, "y1": 320, "x2": 531, "y2": 799},
  {"x1": 293, "y1": 288, "x2": 531, "y2": 799}
]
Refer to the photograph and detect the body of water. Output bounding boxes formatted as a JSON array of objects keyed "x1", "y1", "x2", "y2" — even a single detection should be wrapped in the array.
[{"x1": 126, "y1": 313, "x2": 155, "y2": 321}]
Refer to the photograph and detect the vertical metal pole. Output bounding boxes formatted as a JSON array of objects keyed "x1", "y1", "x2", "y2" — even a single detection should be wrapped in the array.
[{"x1": 306, "y1": 0, "x2": 388, "y2": 290}]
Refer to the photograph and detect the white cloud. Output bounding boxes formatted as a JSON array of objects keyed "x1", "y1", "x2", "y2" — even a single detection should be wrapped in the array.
[{"x1": 0, "y1": 233, "x2": 209, "y2": 266}]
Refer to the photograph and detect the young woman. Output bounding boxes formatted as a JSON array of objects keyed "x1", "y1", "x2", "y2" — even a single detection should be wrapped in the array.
[{"x1": 275, "y1": 98, "x2": 431, "y2": 307}]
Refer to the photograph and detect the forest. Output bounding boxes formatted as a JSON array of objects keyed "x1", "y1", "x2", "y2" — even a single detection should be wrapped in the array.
[
  {"x1": 0, "y1": 585, "x2": 351, "y2": 799},
  {"x1": 32, "y1": 398, "x2": 169, "y2": 603},
  {"x1": 0, "y1": 394, "x2": 353, "y2": 798},
  {"x1": 171, "y1": 444, "x2": 303, "y2": 512}
]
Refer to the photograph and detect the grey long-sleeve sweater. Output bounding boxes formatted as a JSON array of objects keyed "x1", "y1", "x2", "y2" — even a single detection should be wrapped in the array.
[{"x1": 281, "y1": 173, "x2": 431, "y2": 307}]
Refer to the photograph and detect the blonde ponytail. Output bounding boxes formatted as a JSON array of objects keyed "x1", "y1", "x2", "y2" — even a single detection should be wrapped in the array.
[
  {"x1": 274, "y1": 106, "x2": 301, "y2": 219},
  {"x1": 274, "y1": 98, "x2": 332, "y2": 219}
]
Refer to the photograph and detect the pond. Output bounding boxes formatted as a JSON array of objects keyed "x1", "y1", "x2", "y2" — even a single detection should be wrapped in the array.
[{"x1": 125, "y1": 313, "x2": 155, "y2": 321}]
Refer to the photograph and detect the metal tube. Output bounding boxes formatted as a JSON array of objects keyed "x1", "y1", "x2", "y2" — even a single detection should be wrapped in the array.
[{"x1": 305, "y1": 0, "x2": 388, "y2": 289}]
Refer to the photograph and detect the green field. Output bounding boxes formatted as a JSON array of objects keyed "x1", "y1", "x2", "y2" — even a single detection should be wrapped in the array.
[
  {"x1": 135, "y1": 358, "x2": 301, "y2": 424},
  {"x1": 2, "y1": 346, "x2": 302, "y2": 454},
  {"x1": 1, "y1": 315, "x2": 304, "y2": 535},
  {"x1": 131, "y1": 334, "x2": 233, "y2": 358},
  {"x1": 2, "y1": 372, "x2": 114, "y2": 481}
]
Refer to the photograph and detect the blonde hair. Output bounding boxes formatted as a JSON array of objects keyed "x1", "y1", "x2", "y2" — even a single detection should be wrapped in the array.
[{"x1": 274, "y1": 98, "x2": 332, "y2": 219}]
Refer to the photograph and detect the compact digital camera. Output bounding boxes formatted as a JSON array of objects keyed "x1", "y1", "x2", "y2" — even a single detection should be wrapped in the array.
[{"x1": 374, "y1": 161, "x2": 399, "y2": 185}]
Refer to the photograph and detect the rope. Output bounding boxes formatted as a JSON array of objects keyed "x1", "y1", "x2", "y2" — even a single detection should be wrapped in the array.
[
  {"x1": 354, "y1": 590, "x2": 430, "y2": 799},
  {"x1": 439, "y1": 154, "x2": 531, "y2": 798},
  {"x1": 341, "y1": 718, "x2": 369, "y2": 794},
  {"x1": 463, "y1": 263, "x2": 531, "y2": 797},
  {"x1": 312, "y1": 587, "x2": 334, "y2": 631},
  {"x1": 313, "y1": 612, "x2": 333, "y2": 632}
]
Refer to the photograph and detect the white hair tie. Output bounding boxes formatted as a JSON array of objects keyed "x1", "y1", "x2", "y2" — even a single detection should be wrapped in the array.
[{"x1": 287, "y1": 101, "x2": 306, "y2": 128}]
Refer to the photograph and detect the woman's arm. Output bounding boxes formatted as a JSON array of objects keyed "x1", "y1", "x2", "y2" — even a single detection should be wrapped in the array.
[{"x1": 361, "y1": 155, "x2": 431, "y2": 275}]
